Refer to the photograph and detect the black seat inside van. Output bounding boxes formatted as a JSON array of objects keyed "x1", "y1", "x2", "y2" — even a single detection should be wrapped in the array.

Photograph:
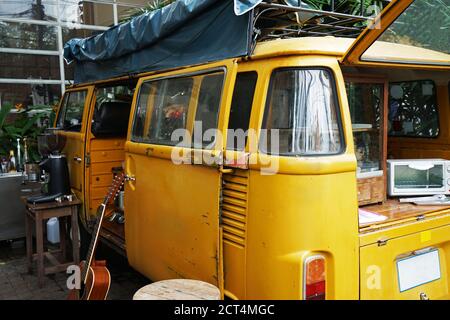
[{"x1": 91, "y1": 101, "x2": 131, "y2": 138}]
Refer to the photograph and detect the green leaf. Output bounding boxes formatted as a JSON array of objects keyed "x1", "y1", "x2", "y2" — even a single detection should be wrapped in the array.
[
  {"x1": 20, "y1": 115, "x2": 40, "y2": 136},
  {"x1": 0, "y1": 104, "x2": 13, "y2": 130}
]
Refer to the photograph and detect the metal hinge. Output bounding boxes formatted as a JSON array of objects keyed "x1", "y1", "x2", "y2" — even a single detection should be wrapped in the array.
[
  {"x1": 416, "y1": 214, "x2": 425, "y2": 221},
  {"x1": 85, "y1": 153, "x2": 91, "y2": 167},
  {"x1": 420, "y1": 292, "x2": 430, "y2": 300}
]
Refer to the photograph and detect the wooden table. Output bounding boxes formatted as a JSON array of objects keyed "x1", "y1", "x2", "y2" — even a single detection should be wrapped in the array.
[
  {"x1": 360, "y1": 199, "x2": 450, "y2": 231},
  {"x1": 364, "y1": 199, "x2": 450, "y2": 223},
  {"x1": 133, "y1": 279, "x2": 221, "y2": 300},
  {"x1": 25, "y1": 198, "x2": 81, "y2": 287}
]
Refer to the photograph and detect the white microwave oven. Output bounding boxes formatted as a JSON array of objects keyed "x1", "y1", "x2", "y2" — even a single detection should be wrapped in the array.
[{"x1": 387, "y1": 159, "x2": 450, "y2": 196}]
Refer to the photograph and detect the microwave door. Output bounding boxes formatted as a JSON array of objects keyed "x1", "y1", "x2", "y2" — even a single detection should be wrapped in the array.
[{"x1": 393, "y1": 163, "x2": 445, "y2": 195}]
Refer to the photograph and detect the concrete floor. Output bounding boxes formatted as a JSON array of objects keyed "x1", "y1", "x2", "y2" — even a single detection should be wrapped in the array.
[{"x1": 0, "y1": 239, "x2": 149, "y2": 300}]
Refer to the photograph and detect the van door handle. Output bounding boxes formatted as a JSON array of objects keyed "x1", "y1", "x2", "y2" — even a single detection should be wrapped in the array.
[
  {"x1": 73, "y1": 156, "x2": 82, "y2": 163},
  {"x1": 125, "y1": 154, "x2": 136, "y2": 191}
]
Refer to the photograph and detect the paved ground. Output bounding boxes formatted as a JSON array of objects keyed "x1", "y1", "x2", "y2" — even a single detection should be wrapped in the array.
[{"x1": 0, "y1": 239, "x2": 149, "y2": 300}]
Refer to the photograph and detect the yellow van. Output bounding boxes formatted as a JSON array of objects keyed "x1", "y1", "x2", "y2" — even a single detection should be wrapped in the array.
[{"x1": 57, "y1": 0, "x2": 450, "y2": 299}]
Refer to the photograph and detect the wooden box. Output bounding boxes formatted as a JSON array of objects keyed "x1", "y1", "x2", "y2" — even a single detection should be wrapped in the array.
[{"x1": 357, "y1": 175, "x2": 385, "y2": 206}]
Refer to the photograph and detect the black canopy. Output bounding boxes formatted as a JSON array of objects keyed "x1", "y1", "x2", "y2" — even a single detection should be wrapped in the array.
[{"x1": 63, "y1": 0, "x2": 259, "y2": 83}]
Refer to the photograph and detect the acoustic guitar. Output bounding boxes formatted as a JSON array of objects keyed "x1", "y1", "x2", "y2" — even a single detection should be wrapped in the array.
[{"x1": 68, "y1": 172, "x2": 125, "y2": 300}]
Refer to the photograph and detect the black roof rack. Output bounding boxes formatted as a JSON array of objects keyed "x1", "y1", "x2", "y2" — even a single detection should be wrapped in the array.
[{"x1": 251, "y1": 0, "x2": 391, "y2": 44}]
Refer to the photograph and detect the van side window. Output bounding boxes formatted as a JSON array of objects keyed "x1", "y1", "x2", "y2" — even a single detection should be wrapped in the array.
[
  {"x1": 388, "y1": 80, "x2": 439, "y2": 138},
  {"x1": 227, "y1": 72, "x2": 257, "y2": 150},
  {"x1": 132, "y1": 78, "x2": 193, "y2": 145},
  {"x1": 56, "y1": 90, "x2": 87, "y2": 132},
  {"x1": 260, "y1": 68, "x2": 342, "y2": 156},
  {"x1": 131, "y1": 82, "x2": 152, "y2": 141},
  {"x1": 132, "y1": 71, "x2": 225, "y2": 147},
  {"x1": 193, "y1": 72, "x2": 225, "y2": 148},
  {"x1": 148, "y1": 77, "x2": 193, "y2": 145},
  {"x1": 91, "y1": 85, "x2": 134, "y2": 138}
]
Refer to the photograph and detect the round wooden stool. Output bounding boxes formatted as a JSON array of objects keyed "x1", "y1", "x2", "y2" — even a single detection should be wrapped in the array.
[{"x1": 133, "y1": 279, "x2": 221, "y2": 300}]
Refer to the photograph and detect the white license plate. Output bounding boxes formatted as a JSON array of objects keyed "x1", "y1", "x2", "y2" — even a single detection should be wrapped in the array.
[{"x1": 397, "y1": 249, "x2": 441, "y2": 292}]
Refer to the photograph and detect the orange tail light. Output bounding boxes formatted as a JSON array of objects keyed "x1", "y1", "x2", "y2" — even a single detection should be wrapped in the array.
[{"x1": 304, "y1": 255, "x2": 326, "y2": 300}]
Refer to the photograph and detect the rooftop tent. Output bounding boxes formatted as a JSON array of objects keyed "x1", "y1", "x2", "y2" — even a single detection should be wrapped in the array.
[{"x1": 63, "y1": 0, "x2": 260, "y2": 84}]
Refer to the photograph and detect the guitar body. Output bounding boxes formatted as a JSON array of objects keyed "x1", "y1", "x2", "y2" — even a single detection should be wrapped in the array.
[
  {"x1": 67, "y1": 260, "x2": 111, "y2": 300},
  {"x1": 67, "y1": 172, "x2": 124, "y2": 301}
]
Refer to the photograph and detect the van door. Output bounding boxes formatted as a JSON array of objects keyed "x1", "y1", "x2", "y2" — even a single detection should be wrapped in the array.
[
  {"x1": 55, "y1": 86, "x2": 94, "y2": 223},
  {"x1": 124, "y1": 61, "x2": 237, "y2": 289},
  {"x1": 222, "y1": 68, "x2": 259, "y2": 299},
  {"x1": 360, "y1": 218, "x2": 450, "y2": 299}
]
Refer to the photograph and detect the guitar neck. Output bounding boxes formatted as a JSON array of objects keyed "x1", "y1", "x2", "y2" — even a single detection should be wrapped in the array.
[
  {"x1": 81, "y1": 172, "x2": 124, "y2": 283},
  {"x1": 82, "y1": 203, "x2": 107, "y2": 282}
]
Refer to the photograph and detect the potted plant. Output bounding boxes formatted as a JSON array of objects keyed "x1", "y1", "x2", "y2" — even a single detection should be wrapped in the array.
[{"x1": 0, "y1": 103, "x2": 56, "y2": 166}]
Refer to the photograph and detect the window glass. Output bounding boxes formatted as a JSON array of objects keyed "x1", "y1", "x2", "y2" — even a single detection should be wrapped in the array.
[
  {"x1": 56, "y1": 90, "x2": 87, "y2": 132},
  {"x1": 147, "y1": 77, "x2": 193, "y2": 146},
  {"x1": 62, "y1": 27, "x2": 103, "y2": 46},
  {"x1": 132, "y1": 71, "x2": 225, "y2": 147},
  {"x1": 388, "y1": 80, "x2": 439, "y2": 138},
  {"x1": 131, "y1": 82, "x2": 152, "y2": 141},
  {"x1": 132, "y1": 77, "x2": 193, "y2": 146},
  {"x1": 0, "y1": 83, "x2": 61, "y2": 109},
  {"x1": 95, "y1": 85, "x2": 134, "y2": 107},
  {"x1": 91, "y1": 85, "x2": 134, "y2": 137},
  {"x1": 260, "y1": 69, "x2": 342, "y2": 156},
  {"x1": 0, "y1": 21, "x2": 57, "y2": 50},
  {"x1": 346, "y1": 81, "x2": 384, "y2": 175},
  {"x1": 227, "y1": 72, "x2": 257, "y2": 151},
  {"x1": 0, "y1": 53, "x2": 60, "y2": 80},
  {"x1": 0, "y1": 1, "x2": 57, "y2": 21},
  {"x1": 193, "y1": 73, "x2": 224, "y2": 148},
  {"x1": 394, "y1": 164, "x2": 443, "y2": 189},
  {"x1": 362, "y1": 0, "x2": 450, "y2": 65},
  {"x1": 59, "y1": 1, "x2": 114, "y2": 26}
]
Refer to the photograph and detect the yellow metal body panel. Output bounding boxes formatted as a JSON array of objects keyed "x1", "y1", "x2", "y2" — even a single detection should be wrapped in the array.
[
  {"x1": 55, "y1": 86, "x2": 94, "y2": 222},
  {"x1": 124, "y1": 143, "x2": 222, "y2": 283},
  {"x1": 246, "y1": 171, "x2": 359, "y2": 299},
  {"x1": 360, "y1": 218, "x2": 450, "y2": 299},
  {"x1": 242, "y1": 56, "x2": 358, "y2": 299},
  {"x1": 363, "y1": 42, "x2": 450, "y2": 68},
  {"x1": 252, "y1": 37, "x2": 450, "y2": 71},
  {"x1": 124, "y1": 60, "x2": 238, "y2": 289}
]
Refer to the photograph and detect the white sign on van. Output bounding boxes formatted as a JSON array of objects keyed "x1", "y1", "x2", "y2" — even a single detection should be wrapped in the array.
[{"x1": 397, "y1": 249, "x2": 441, "y2": 292}]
